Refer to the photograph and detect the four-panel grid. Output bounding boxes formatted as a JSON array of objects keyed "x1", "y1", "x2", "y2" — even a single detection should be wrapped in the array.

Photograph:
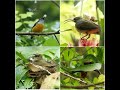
[{"x1": 15, "y1": 0, "x2": 105, "y2": 89}]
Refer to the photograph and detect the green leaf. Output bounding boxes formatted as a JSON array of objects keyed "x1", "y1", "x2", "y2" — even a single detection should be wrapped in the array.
[
  {"x1": 43, "y1": 37, "x2": 59, "y2": 46},
  {"x1": 88, "y1": 86, "x2": 94, "y2": 90},
  {"x1": 70, "y1": 63, "x2": 102, "y2": 72},
  {"x1": 73, "y1": 80, "x2": 79, "y2": 86},
  {"x1": 43, "y1": 54, "x2": 52, "y2": 60},
  {"x1": 19, "y1": 14, "x2": 28, "y2": 19},
  {"x1": 16, "y1": 58, "x2": 23, "y2": 66},
  {"x1": 96, "y1": 1, "x2": 104, "y2": 15},
  {"x1": 68, "y1": 49, "x2": 75, "y2": 60},
  {"x1": 63, "y1": 49, "x2": 69, "y2": 61},
  {"x1": 84, "y1": 54, "x2": 98, "y2": 62},
  {"x1": 43, "y1": 50, "x2": 55, "y2": 60},
  {"x1": 64, "y1": 78, "x2": 70, "y2": 83},
  {"x1": 98, "y1": 74, "x2": 105, "y2": 82},
  {"x1": 60, "y1": 43, "x2": 68, "y2": 46},
  {"x1": 96, "y1": 48, "x2": 104, "y2": 63},
  {"x1": 16, "y1": 66, "x2": 27, "y2": 85},
  {"x1": 16, "y1": 22, "x2": 22, "y2": 29},
  {"x1": 16, "y1": 51, "x2": 27, "y2": 63},
  {"x1": 15, "y1": 11, "x2": 19, "y2": 14},
  {"x1": 16, "y1": 16, "x2": 20, "y2": 21},
  {"x1": 93, "y1": 77, "x2": 98, "y2": 83},
  {"x1": 16, "y1": 42, "x2": 22, "y2": 46},
  {"x1": 24, "y1": 78, "x2": 33, "y2": 89},
  {"x1": 26, "y1": 12, "x2": 34, "y2": 17},
  {"x1": 48, "y1": 51, "x2": 55, "y2": 56},
  {"x1": 17, "y1": 81, "x2": 25, "y2": 89},
  {"x1": 71, "y1": 61, "x2": 77, "y2": 66},
  {"x1": 85, "y1": 78, "x2": 92, "y2": 84}
]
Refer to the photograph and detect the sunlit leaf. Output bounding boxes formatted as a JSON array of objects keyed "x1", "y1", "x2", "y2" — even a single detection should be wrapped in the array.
[
  {"x1": 85, "y1": 78, "x2": 92, "y2": 84},
  {"x1": 98, "y1": 74, "x2": 105, "y2": 82},
  {"x1": 60, "y1": 43, "x2": 68, "y2": 46},
  {"x1": 16, "y1": 22, "x2": 22, "y2": 29},
  {"x1": 88, "y1": 86, "x2": 94, "y2": 90},
  {"x1": 16, "y1": 16, "x2": 20, "y2": 21},
  {"x1": 26, "y1": 12, "x2": 34, "y2": 17},
  {"x1": 15, "y1": 11, "x2": 19, "y2": 14},
  {"x1": 43, "y1": 37, "x2": 59, "y2": 46},
  {"x1": 63, "y1": 49, "x2": 69, "y2": 61},
  {"x1": 16, "y1": 66, "x2": 27, "y2": 85},
  {"x1": 93, "y1": 77, "x2": 98, "y2": 83},
  {"x1": 19, "y1": 14, "x2": 28, "y2": 19},
  {"x1": 73, "y1": 80, "x2": 79, "y2": 86},
  {"x1": 64, "y1": 78, "x2": 70, "y2": 83}
]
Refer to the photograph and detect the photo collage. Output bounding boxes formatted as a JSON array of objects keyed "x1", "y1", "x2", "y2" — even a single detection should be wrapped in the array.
[{"x1": 15, "y1": 0, "x2": 105, "y2": 89}]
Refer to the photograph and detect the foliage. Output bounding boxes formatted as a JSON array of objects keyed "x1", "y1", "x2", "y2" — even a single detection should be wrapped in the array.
[
  {"x1": 16, "y1": 46, "x2": 60, "y2": 89},
  {"x1": 60, "y1": 47, "x2": 105, "y2": 90},
  {"x1": 16, "y1": 1, "x2": 60, "y2": 46},
  {"x1": 60, "y1": 0, "x2": 104, "y2": 46}
]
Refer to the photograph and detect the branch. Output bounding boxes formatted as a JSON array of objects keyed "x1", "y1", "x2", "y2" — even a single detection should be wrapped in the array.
[
  {"x1": 51, "y1": 0, "x2": 60, "y2": 8},
  {"x1": 53, "y1": 34, "x2": 60, "y2": 44},
  {"x1": 61, "y1": 72, "x2": 87, "y2": 84},
  {"x1": 16, "y1": 31, "x2": 59, "y2": 36},
  {"x1": 61, "y1": 81, "x2": 104, "y2": 89}
]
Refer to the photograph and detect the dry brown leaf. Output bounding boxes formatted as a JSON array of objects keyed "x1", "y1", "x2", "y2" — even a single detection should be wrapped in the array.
[{"x1": 40, "y1": 72, "x2": 60, "y2": 89}]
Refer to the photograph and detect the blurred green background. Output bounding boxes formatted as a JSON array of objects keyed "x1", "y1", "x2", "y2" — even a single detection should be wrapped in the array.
[
  {"x1": 16, "y1": 1, "x2": 60, "y2": 46},
  {"x1": 60, "y1": 0, "x2": 104, "y2": 46}
]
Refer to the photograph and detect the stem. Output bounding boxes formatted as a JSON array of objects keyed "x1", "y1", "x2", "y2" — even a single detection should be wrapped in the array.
[
  {"x1": 61, "y1": 72, "x2": 87, "y2": 84},
  {"x1": 16, "y1": 31, "x2": 59, "y2": 35},
  {"x1": 53, "y1": 34, "x2": 60, "y2": 45},
  {"x1": 61, "y1": 81, "x2": 104, "y2": 89}
]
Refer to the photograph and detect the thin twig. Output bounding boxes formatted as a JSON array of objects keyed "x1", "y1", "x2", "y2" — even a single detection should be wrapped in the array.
[
  {"x1": 30, "y1": 63, "x2": 51, "y2": 75},
  {"x1": 61, "y1": 81, "x2": 104, "y2": 89},
  {"x1": 53, "y1": 34, "x2": 60, "y2": 45},
  {"x1": 61, "y1": 72, "x2": 87, "y2": 84},
  {"x1": 16, "y1": 31, "x2": 59, "y2": 35},
  {"x1": 51, "y1": 0, "x2": 60, "y2": 8}
]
